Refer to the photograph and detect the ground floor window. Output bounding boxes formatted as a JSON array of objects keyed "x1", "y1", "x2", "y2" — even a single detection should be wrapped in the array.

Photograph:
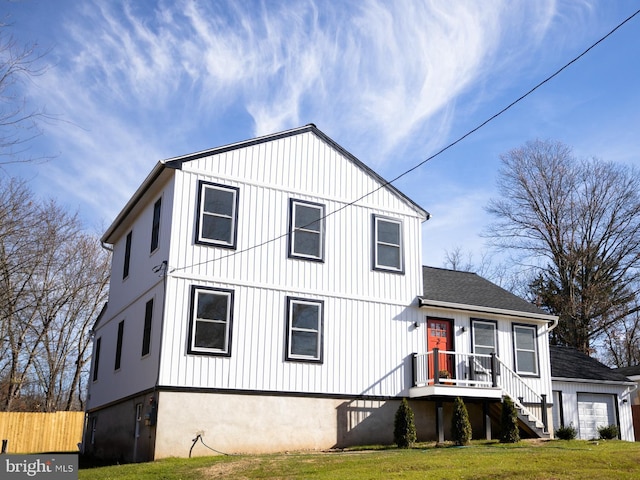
[
  {"x1": 188, "y1": 286, "x2": 234, "y2": 356},
  {"x1": 286, "y1": 297, "x2": 323, "y2": 362}
]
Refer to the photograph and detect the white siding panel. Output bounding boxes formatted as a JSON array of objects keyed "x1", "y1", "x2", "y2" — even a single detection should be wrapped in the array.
[
  {"x1": 552, "y1": 379, "x2": 635, "y2": 441},
  {"x1": 158, "y1": 276, "x2": 424, "y2": 396},
  {"x1": 418, "y1": 306, "x2": 553, "y2": 399},
  {"x1": 155, "y1": 130, "x2": 426, "y2": 398},
  {"x1": 87, "y1": 284, "x2": 164, "y2": 409}
]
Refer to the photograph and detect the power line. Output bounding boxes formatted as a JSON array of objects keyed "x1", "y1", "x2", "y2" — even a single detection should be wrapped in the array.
[{"x1": 171, "y1": 8, "x2": 640, "y2": 273}]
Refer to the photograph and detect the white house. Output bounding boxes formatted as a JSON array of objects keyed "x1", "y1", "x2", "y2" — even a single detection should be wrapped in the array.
[
  {"x1": 551, "y1": 346, "x2": 636, "y2": 441},
  {"x1": 84, "y1": 125, "x2": 560, "y2": 462}
]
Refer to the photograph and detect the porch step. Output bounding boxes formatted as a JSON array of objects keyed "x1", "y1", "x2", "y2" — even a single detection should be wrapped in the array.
[
  {"x1": 516, "y1": 406, "x2": 550, "y2": 439},
  {"x1": 488, "y1": 402, "x2": 550, "y2": 439}
]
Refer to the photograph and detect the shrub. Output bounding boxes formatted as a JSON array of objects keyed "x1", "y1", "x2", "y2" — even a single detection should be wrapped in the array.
[
  {"x1": 500, "y1": 396, "x2": 520, "y2": 443},
  {"x1": 452, "y1": 397, "x2": 472, "y2": 446},
  {"x1": 598, "y1": 424, "x2": 619, "y2": 440},
  {"x1": 394, "y1": 398, "x2": 417, "y2": 448},
  {"x1": 555, "y1": 424, "x2": 577, "y2": 440}
]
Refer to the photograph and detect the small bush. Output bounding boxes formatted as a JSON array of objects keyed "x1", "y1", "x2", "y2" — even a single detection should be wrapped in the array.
[
  {"x1": 555, "y1": 424, "x2": 577, "y2": 440},
  {"x1": 452, "y1": 397, "x2": 472, "y2": 446},
  {"x1": 598, "y1": 424, "x2": 619, "y2": 440},
  {"x1": 500, "y1": 396, "x2": 520, "y2": 443},
  {"x1": 394, "y1": 398, "x2": 417, "y2": 448}
]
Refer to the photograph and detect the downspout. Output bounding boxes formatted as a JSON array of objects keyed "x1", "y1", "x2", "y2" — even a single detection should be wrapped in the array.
[
  {"x1": 150, "y1": 260, "x2": 168, "y2": 461},
  {"x1": 154, "y1": 260, "x2": 168, "y2": 388}
]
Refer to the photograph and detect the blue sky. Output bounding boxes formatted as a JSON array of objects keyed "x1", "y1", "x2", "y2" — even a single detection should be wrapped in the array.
[{"x1": 5, "y1": 0, "x2": 640, "y2": 267}]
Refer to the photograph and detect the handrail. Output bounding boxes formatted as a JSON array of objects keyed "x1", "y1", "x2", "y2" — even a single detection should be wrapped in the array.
[
  {"x1": 412, "y1": 350, "x2": 548, "y2": 432},
  {"x1": 493, "y1": 355, "x2": 547, "y2": 430}
]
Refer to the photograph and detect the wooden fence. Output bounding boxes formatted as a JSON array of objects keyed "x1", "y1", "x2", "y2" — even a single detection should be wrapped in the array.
[{"x1": 0, "y1": 411, "x2": 85, "y2": 453}]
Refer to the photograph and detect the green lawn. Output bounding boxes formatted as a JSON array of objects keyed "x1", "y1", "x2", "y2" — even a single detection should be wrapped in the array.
[{"x1": 78, "y1": 440, "x2": 640, "y2": 480}]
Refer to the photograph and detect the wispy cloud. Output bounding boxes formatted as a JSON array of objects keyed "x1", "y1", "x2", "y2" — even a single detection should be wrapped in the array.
[{"x1": 24, "y1": 0, "x2": 586, "y2": 225}]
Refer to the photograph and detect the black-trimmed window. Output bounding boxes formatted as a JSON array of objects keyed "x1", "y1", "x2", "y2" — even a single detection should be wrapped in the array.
[
  {"x1": 92, "y1": 337, "x2": 101, "y2": 382},
  {"x1": 195, "y1": 181, "x2": 239, "y2": 248},
  {"x1": 472, "y1": 319, "x2": 497, "y2": 371},
  {"x1": 150, "y1": 197, "x2": 161, "y2": 253},
  {"x1": 114, "y1": 320, "x2": 124, "y2": 370},
  {"x1": 188, "y1": 286, "x2": 234, "y2": 356},
  {"x1": 372, "y1": 215, "x2": 404, "y2": 272},
  {"x1": 141, "y1": 299, "x2": 153, "y2": 357},
  {"x1": 513, "y1": 324, "x2": 539, "y2": 376},
  {"x1": 123, "y1": 231, "x2": 132, "y2": 279},
  {"x1": 286, "y1": 297, "x2": 323, "y2": 363},
  {"x1": 289, "y1": 199, "x2": 325, "y2": 261}
]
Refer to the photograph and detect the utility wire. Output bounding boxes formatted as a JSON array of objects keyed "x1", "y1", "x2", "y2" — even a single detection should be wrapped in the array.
[{"x1": 171, "y1": 8, "x2": 640, "y2": 274}]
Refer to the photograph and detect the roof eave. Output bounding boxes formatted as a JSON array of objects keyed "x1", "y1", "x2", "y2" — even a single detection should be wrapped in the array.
[
  {"x1": 418, "y1": 298, "x2": 558, "y2": 323},
  {"x1": 164, "y1": 123, "x2": 430, "y2": 221},
  {"x1": 101, "y1": 161, "x2": 178, "y2": 244},
  {"x1": 552, "y1": 376, "x2": 635, "y2": 386}
]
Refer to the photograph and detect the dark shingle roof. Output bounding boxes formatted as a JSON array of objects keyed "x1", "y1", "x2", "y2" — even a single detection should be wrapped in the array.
[
  {"x1": 612, "y1": 365, "x2": 640, "y2": 377},
  {"x1": 421, "y1": 266, "x2": 547, "y2": 316},
  {"x1": 550, "y1": 345, "x2": 632, "y2": 382}
]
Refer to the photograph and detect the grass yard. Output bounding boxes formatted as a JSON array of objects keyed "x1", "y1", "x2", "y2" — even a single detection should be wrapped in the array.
[{"x1": 78, "y1": 440, "x2": 640, "y2": 479}]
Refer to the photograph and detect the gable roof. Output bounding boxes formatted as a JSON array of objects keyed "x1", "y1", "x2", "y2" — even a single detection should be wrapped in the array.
[
  {"x1": 419, "y1": 266, "x2": 555, "y2": 321},
  {"x1": 102, "y1": 124, "x2": 429, "y2": 244},
  {"x1": 550, "y1": 345, "x2": 632, "y2": 383}
]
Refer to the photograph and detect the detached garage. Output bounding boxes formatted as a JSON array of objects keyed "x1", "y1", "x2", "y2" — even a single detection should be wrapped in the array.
[{"x1": 550, "y1": 346, "x2": 635, "y2": 441}]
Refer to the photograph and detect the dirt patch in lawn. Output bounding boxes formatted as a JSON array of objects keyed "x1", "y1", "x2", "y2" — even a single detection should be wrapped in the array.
[{"x1": 196, "y1": 457, "x2": 264, "y2": 479}]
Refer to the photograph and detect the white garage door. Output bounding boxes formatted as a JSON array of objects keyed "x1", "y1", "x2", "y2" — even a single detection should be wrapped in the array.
[{"x1": 577, "y1": 393, "x2": 616, "y2": 440}]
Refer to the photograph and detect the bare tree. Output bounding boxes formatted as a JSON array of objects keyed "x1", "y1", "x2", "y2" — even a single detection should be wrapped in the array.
[
  {"x1": 442, "y1": 246, "x2": 528, "y2": 297},
  {"x1": 0, "y1": 21, "x2": 51, "y2": 164},
  {"x1": 0, "y1": 178, "x2": 109, "y2": 411},
  {"x1": 596, "y1": 309, "x2": 640, "y2": 368},
  {"x1": 486, "y1": 140, "x2": 640, "y2": 354}
]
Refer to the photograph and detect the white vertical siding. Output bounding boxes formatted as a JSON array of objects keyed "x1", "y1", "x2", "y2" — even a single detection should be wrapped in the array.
[
  {"x1": 87, "y1": 283, "x2": 164, "y2": 409},
  {"x1": 88, "y1": 177, "x2": 174, "y2": 409},
  {"x1": 552, "y1": 379, "x2": 635, "y2": 441},
  {"x1": 419, "y1": 306, "x2": 554, "y2": 399},
  {"x1": 156, "y1": 130, "x2": 426, "y2": 396},
  {"x1": 159, "y1": 276, "x2": 424, "y2": 396}
]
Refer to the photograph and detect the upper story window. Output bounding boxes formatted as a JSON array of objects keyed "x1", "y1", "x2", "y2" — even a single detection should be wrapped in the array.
[
  {"x1": 188, "y1": 286, "x2": 234, "y2": 356},
  {"x1": 195, "y1": 181, "x2": 239, "y2": 248},
  {"x1": 123, "y1": 231, "x2": 132, "y2": 279},
  {"x1": 114, "y1": 320, "x2": 125, "y2": 371},
  {"x1": 372, "y1": 215, "x2": 404, "y2": 273},
  {"x1": 288, "y1": 199, "x2": 325, "y2": 261},
  {"x1": 150, "y1": 197, "x2": 162, "y2": 253},
  {"x1": 285, "y1": 297, "x2": 323, "y2": 363},
  {"x1": 92, "y1": 337, "x2": 101, "y2": 382},
  {"x1": 141, "y1": 299, "x2": 153, "y2": 357},
  {"x1": 513, "y1": 324, "x2": 539, "y2": 376}
]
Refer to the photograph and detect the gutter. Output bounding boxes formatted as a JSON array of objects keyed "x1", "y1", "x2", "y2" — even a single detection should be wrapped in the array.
[
  {"x1": 552, "y1": 376, "x2": 637, "y2": 387},
  {"x1": 418, "y1": 298, "x2": 558, "y2": 323}
]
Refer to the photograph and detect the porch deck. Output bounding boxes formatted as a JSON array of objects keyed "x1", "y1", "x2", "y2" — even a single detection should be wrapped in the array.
[{"x1": 410, "y1": 349, "x2": 550, "y2": 439}]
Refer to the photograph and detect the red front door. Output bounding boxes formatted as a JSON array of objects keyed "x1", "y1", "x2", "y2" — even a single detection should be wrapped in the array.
[{"x1": 427, "y1": 318, "x2": 454, "y2": 382}]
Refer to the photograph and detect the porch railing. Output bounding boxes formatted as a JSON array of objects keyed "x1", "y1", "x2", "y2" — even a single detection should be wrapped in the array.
[
  {"x1": 412, "y1": 349, "x2": 496, "y2": 388},
  {"x1": 412, "y1": 349, "x2": 548, "y2": 432}
]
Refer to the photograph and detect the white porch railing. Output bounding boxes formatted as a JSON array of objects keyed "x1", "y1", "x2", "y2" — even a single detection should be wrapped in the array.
[
  {"x1": 493, "y1": 355, "x2": 548, "y2": 431},
  {"x1": 412, "y1": 349, "x2": 548, "y2": 432}
]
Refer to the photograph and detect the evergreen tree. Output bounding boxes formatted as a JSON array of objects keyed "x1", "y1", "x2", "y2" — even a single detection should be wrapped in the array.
[
  {"x1": 452, "y1": 397, "x2": 472, "y2": 445},
  {"x1": 394, "y1": 398, "x2": 417, "y2": 448},
  {"x1": 500, "y1": 396, "x2": 520, "y2": 443}
]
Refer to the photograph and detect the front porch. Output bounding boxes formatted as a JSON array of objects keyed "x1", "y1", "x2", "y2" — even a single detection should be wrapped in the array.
[{"x1": 409, "y1": 349, "x2": 550, "y2": 441}]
